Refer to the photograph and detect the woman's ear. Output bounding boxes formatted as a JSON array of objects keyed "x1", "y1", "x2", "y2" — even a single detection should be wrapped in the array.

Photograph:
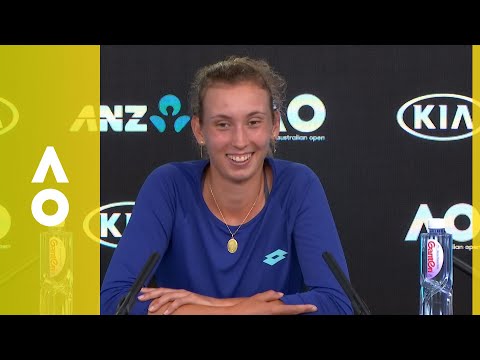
[
  {"x1": 191, "y1": 116, "x2": 204, "y2": 144},
  {"x1": 272, "y1": 110, "x2": 280, "y2": 138}
]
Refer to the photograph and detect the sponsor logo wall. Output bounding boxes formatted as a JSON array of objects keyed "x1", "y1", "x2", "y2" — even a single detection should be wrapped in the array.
[{"x1": 99, "y1": 45, "x2": 473, "y2": 314}]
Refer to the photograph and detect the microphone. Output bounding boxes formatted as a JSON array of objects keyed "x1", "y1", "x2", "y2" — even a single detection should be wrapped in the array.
[
  {"x1": 322, "y1": 251, "x2": 371, "y2": 315},
  {"x1": 115, "y1": 252, "x2": 161, "y2": 315},
  {"x1": 453, "y1": 255, "x2": 472, "y2": 277}
]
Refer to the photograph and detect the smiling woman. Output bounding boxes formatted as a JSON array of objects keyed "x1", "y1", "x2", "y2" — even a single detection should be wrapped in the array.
[{"x1": 100, "y1": 56, "x2": 354, "y2": 315}]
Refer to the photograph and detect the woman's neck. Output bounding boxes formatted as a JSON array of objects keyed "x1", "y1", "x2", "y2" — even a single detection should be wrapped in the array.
[{"x1": 204, "y1": 165, "x2": 266, "y2": 225}]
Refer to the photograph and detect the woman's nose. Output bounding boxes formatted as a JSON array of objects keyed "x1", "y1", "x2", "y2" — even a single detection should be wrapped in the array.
[{"x1": 231, "y1": 126, "x2": 248, "y2": 148}]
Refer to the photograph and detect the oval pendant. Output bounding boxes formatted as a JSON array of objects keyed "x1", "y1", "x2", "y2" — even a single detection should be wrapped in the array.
[{"x1": 227, "y1": 238, "x2": 238, "y2": 253}]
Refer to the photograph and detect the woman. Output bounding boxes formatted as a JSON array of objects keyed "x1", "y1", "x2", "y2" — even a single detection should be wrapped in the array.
[{"x1": 100, "y1": 56, "x2": 353, "y2": 315}]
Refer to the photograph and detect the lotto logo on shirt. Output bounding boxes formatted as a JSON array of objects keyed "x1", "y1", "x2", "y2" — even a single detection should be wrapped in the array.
[
  {"x1": 84, "y1": 201, "x2": 134, "y2": 248},
  {"x1": 263, "y1": 249, "x2": 288, "y2": 266},
  {"x1": 70, "y1": 95, "x2": 191, "y2": 133}
]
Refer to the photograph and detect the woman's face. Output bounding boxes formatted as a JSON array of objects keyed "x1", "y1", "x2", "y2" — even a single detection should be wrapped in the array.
[{"x1": 192, "y1": 81, "x2": 279, "y2": 184}]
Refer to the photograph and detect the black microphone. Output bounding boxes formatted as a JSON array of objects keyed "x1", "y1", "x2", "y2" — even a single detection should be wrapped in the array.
[
  {"x1": 322, "y1": 251, "x2": 371, "y2": 315},
  {"x1": 115, "y1": 252, "x2": 161, "y2": 315},
  {"x1": 453, "y1": 255, "x2": 472, "y2": 277}
]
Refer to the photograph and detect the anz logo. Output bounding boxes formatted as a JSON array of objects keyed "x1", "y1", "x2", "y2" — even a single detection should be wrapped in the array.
[
  {"x1": 397, "y1": 93, "x2": 480, "y2": 141},
  {"x1": 70, "y1": 94, "x2": 191, "y2": 133},
  {"x1": 149, "y1": 95, "x2": 191, "y2": 133}
]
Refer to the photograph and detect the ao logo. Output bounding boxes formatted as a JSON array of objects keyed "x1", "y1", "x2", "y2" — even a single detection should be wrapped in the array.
[
  {"x1": 279, "y1": 94, "x2": 326, "y2": 133},
  {"x1": 397, "y1": 93, "x2": 480, "y2": 141},
  {"x1": 404, "y1": 203, "x2": 479, "y2": 242},
  {"x1": 84, "y1": 201, "x2": 134, "y2": 248},
  {"x1": 0, "y1": 97, "x2": 19, "y2": 135}
]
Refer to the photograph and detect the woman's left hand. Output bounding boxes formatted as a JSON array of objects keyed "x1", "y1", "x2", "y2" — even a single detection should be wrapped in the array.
[{"x1": 138, "y1": 287, "x2": 219, "y2": 314}]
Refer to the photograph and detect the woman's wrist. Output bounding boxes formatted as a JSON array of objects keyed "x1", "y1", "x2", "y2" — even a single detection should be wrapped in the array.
[{"x1": 215, "y1": 297, "x2": 244, "y2": 307}]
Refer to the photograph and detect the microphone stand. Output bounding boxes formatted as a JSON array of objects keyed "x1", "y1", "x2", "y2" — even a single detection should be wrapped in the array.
[
  {"x1": 453, "y1": 255, "x2": 473, "y2": 277},
  {"x1": 115, "y1": 252, "x2": 161, "y2": 315},
  {"x1": 322, "y1": 251, "x2": 371, "y2": 315}
]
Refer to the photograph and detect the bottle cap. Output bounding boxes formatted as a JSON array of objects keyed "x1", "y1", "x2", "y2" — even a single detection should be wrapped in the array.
[{"x1": 428, "y1": 218, "x2": 445, "y2": 230}]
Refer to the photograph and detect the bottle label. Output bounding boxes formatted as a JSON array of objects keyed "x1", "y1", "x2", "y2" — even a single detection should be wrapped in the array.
[
  {"x1": 426, "y1": 237, "x2": 444, "y2": 279},
  {"x1": 49, "y1": 236, "x2": 66, "y2": 277}
]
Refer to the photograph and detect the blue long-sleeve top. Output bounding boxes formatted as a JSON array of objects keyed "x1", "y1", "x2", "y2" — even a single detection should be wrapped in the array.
[{"x1": 100, "y1": 158, "x2": 353, "y2": 315}]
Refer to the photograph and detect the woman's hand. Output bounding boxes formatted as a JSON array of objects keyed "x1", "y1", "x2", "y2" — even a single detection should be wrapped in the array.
[
  {"x1": 138, "y1": 287, "x2": 222, "y2": 315},
  {"x1": 138, "y1": 288, "x2": 317, "y2": 315},
  {"x1": 231, "y1": 290, "x2": 318, "y2": 315}
]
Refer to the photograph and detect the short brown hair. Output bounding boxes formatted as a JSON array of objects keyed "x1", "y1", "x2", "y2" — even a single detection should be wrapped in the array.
[{"x1": 189, "y1": 56, "x2": 286, "y2": 121}]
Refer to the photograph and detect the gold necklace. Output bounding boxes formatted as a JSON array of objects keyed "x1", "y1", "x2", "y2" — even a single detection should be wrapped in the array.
[{"x1": 208, "y1": 176, "x2": 262, "y2": 254}]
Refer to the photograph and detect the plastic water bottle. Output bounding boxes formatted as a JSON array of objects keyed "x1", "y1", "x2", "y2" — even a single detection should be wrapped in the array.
[
  {"x1": 40, "y1": 222, "x2": 73, "y2": 314},
  {"x1": 419, "y1": 218, "x2": 453, "y2": 315}
]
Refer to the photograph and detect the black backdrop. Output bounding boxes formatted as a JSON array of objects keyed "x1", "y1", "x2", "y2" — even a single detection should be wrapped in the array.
[{"x1": 99, "y1": 45, "x2": 472, "y2": 315}]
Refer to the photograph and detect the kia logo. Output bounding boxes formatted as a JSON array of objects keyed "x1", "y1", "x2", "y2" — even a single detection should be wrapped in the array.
[
  {"x1": 397, "y1": 93, "x2": 480, "y2": 141},
  {"x1": 83, "y1": 201, "x2": 134, "y2": 248}
]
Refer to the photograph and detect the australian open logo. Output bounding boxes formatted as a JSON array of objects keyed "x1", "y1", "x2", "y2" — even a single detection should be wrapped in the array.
[
  {"x1": 277, "y1": 94, "x2": 327, "y2": 143},
  {"x1": 396, "y1": 93, "x2": 480, "y2": 141},
  {"x1": 0, "y1": 97, "x2": 19, "y2": 136},
  {"x1": 84, "y1": 201, "x2": 134, "y2": 248}
]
